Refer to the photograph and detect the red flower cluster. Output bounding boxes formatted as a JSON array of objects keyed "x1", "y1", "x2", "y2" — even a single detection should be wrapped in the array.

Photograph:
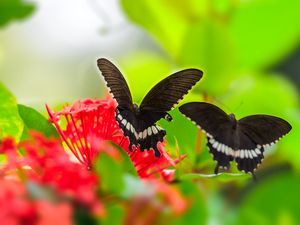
[
  {"x1": 0, "y1": 132, "x2": 104, "y2": 217},
  {"x1": 47, "y1": 98, "x2": 183, "y2": 180},
  {"x1": 0, "y1": 177, "x2": 74, "y2": 225}
]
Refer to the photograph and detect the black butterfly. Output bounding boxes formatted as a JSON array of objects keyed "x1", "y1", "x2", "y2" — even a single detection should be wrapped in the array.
[
  {"x1": 97, "y1": 58, "x2": 203, "y2": 157},
  {"x1": 179, "y1": 102, "x2": 292, "y2": 176}
]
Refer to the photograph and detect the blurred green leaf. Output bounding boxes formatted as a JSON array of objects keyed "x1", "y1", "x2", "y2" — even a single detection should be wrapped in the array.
[
  {"x1": 0, "y1": 83, "x2": 23, "y2": 141},
  {"x1": 100, "y1": 203, "x2": 124, "y2": 225},
  {"x1": 170, "y1": 181, "x2": 208, "y2": 225},
  {"x1": 229, "y1": 0, "x2": 300, "y2": 69},
  {"x1": 120, "y1": 53, "x2": 172, "y2": 103},
  {"x1": 0, "y1": 0, "x2": 35, "y2": 27},
  {"x1": 179, "y1": 20, "x2": 237, "y2": 95},
  {"x1": 180, "y1": 172, "x2": 250, "y2": 182},
  {"x1": 222, "y1": 74, "x2": 298, "y2": 118},
  {"x1": 121, "y1": 0, "x2": 188, "y2": 58},
  {"x1": 160, "y1": 109, "x2": 198, "y2": 163},
  {"x1": 18, "y1": 104, "x2": 59, "y2": 140},
  {"x1": 112, "y1": 143, "x2": 138, "y2": 177},
  {"x1": 234, "y1": 173, "x2": 300, "y2": 225},
  {"x1": 121, "y1": 174, "x2": 148, "y2": 199},
  {"x1": 277, "y1": 109, "x2": 300, "y2": 170},
  {"x1": 95, "y1": 153, "x2": 125, "y2": 195}
]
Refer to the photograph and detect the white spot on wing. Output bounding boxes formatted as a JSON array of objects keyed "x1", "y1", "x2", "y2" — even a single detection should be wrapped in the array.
[
  {"x1": 142, "y1": 129, "x2": 147, "y2": 139},
  {"x1": 152, "y1": 126, "x2": 158, "y2": 134},
  {"x1": 240, "y1": 150, "x2": 244, "y2": 159},
  {"x1": 147, "y1": 127, "x2": 152, "y2": 136}
]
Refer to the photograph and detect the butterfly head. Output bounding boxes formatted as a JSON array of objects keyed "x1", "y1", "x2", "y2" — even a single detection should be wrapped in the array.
[
  {"x1": 133, "y1": 103, "x2": 140, "y2": 114},
  {"x1": 229, "y1": 113, "x2": 237, "y2": 127},
  {"x1": 164, "y1": 113, "x2": 173, "y2": 122}
]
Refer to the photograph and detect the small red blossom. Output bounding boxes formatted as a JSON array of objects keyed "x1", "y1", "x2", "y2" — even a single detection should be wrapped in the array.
[{"x1": 47, "y1": 97, "x2": 184, "y2": 180}]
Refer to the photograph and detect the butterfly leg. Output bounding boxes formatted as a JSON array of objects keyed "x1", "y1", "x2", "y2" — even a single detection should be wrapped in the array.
[
  {"x1": 251, "y1": 172, "x2": 257, "y2": 181},
  {"x1": 214, "y1": 165, "x2": 219, "y2": 174}
]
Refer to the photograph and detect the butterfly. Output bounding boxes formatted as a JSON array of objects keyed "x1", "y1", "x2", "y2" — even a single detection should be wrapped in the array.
[
  {"x1": 97, "y1": 58, "x2": 203, "y2": 157},
  {"x1": 179, "y1": 102, "x2": 292, "y2": 176}
]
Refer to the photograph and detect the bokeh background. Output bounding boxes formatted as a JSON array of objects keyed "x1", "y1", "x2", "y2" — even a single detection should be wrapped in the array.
[{"x1": 1, "y1": 0, "x2": 300, "y2": 224}]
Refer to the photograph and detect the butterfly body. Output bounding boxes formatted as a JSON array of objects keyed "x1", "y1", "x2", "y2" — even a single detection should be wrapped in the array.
[
  {"x1": 179, "y1": 102, "x2": 292, "y2": 174},
  {"x1": 97, "y1": 58, "x2": 203, "y2": 157}
]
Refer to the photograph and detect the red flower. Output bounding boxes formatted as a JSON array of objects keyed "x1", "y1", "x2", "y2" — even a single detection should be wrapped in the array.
[
  {"x1": 0, "y1": 133, "x2": 104, "y2": 216},
  {"x1": 0, "y1": 177, "x2": 75, "y2": 225},
  {"x1": 47, "y1": 98, "x2": 183, "y2": 180},
  {"x1": 35, "y1": 201, "x2": 73, "y2": 225},
  {"x1": 0, "y1": 178, "x2": 36, "y2": 225}
]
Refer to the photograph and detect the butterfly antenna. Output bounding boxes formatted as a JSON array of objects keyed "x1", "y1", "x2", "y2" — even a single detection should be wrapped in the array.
[
  {"x1": 211, "y1": 96, "x2": 234, "y2": 114},
  {"x1": 233, "y1": 101, "x2": 244, "y2": 114}
]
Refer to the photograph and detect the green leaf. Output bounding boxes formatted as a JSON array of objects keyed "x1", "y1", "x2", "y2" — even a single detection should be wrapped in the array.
[
  {"x1": 111, "y1": 143, "x2": 138, "y2": 177},
  {"x1": 223, "y1": 74, "x2": 298, "y2": 117},
  {"x1": 121, "y1": 174, "x2": 147, "y2": 199},
  {"x1": 180, "y1": 172, "x2": 250, "y2": 182},
  {"x1": 234, "y1": 173, "x2": 300, "y2": 225},
  {"x1": 99, "y1": 203, "x2": 124, "y2": 225},
  {"x1": 159, "y1": 109, "x2": 198, "y2": 163},
  {"x1": 0, "y1": 83, "x2": 23, "y2": 141},
  {"x1": 0, "y1": 0, "x2": 35, "y2": 27},
  {"x1": 229, "y1": 0, "x2": 300, "y2": 69},
  {"x1": 120, "y1": 0, "x2": 188, "y2": 58},
  {"x1": 179, "y1": 20, "x2": 238, "y2": 95},
  {"x1": 119, "y1": 53, "x2": 172, "y2": 103},
  {"x1": 170, "y1": 181, "x2": 208, "y2": 225},
  {"x1": 95, "y1": 153, "x2": 125, "y2": 195},
  {"x1": 18, "y1": 104, "x2": 59, "y2": 140}
]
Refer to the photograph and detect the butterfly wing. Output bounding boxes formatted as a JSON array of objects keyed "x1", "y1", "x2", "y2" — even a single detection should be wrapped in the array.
[
  {"x1": 97, "y1": 58, "x2": 139, "y2": 150},
  {"x1": 140, "y1": 69, "x2": 203, "y2": 118},
  {"x1": 234, "y1": 115, "x2": 292, "y2": 173},
  {"x1": 97, "y1": 58, "x2": 133, "y2": 110},
  {"x1": 238, "y1": 115, "x2": 292, "y2": 146},
  {"x1": 179, "y1": 102, "x2": 231, "y2": 138},
  {"x1": 136, "y1": 69, "x2": 202, "y2": 156},
  {"x1": 179, "y1": 102, "x2": 235, "y2": 171}
]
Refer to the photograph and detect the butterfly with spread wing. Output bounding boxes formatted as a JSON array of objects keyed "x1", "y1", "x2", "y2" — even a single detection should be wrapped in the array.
[
  {"x1": 97, "y1": 58, "x2": 203, "y2": 157},
  {"x1": 179, "y1": 102, "x2": 292, "y2": 176}
]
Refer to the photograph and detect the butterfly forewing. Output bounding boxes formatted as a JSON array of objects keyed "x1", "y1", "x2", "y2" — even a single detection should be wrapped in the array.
[
  {"x1": 179, "y1": 102, "x2": 231, "y2": 138},
  {"x1": 238, "y1": 115, "x2": 292, "y2": 146},
  {"x1": 140, "y1": 69, "x2": 203, "y2": 113},
  {"x1": 97, "y1": 58, "x2": 133, "y2": 110}
]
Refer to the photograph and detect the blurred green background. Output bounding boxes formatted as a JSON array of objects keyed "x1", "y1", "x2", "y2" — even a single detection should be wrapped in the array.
[{"x1": 1, "y1": 0, "x2": 300, "y2": 224}]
